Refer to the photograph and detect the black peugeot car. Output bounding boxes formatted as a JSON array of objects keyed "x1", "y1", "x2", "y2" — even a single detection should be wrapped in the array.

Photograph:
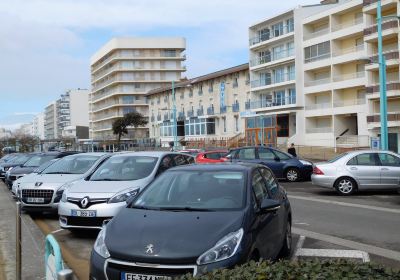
[
  {"x1": 90, "y1": 163, "x2": 292, "y2": 280},
  {"x1": 0, "y1": 153, "x2": 34, "y2": 181}
]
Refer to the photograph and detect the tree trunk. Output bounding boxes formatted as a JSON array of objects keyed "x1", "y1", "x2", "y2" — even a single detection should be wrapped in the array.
[{"x1": 117, "y1": 133, "x2": 122, "y2": 151}]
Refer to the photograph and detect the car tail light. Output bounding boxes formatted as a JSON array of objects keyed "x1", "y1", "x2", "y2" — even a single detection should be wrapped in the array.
[
  {"x1": 313, "y1": 166, "x2": 324, "y2": 175},
  {"x1": 220, "y1": 157, "x2": 229, "y2": 162}
]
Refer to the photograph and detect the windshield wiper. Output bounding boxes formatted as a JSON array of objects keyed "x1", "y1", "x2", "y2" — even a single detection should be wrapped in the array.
[
  {"x1": 91, "y1": 178, "x2": 119, "y2": 181},
  {"x1": 44, "y1": 172, "x2": 75, "y2": 174},
  {"x1": 158, "y1": 207, "x2": 214, "y2": 212},
  {"x1": 130, "y1": 205, "x2": 160, "y2": 210}
]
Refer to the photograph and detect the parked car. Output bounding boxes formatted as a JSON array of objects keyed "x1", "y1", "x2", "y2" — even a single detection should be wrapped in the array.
[
  {"x1": 19, "y1": 153, "x2": 110, "y2": 213},
  {"x1": 312, "y1": 150, "x2": 400, "y2": 195},
  {"x1": 0, "y1": 153, "x2": 35, "y2": 181},
  {"x1": 179, "y1": 149, "x2": 202, "y2": 157},
  {"x1": 5, "y1": 151, "x2": 79, "y2": 188},
  {"x1": 90, "y1": 163, "x2": 292, "y2": 279},
  {"x1": 223, "y1": 146, "x2": 313, "y2": 181},
  {"x1": 11, "y1": 158, "x2": 60, "y2": 198},
  {"x1": 195, "y1": 150, "x2": 228, "y2": 163},
  {"x1": 59, "y1": 152, "x2": 195, "y2": 230},
  {"x1": 0, "y1": 153, "x2": 18, "y2": 164}
]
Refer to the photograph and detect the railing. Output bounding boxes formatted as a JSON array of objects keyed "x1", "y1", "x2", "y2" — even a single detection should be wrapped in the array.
[
  {"x1": 249, "y1": 23, "x2": 294, "y2": 46},
  {"x1": 220, "y1": 106, "x2": 227, "y2": 114},
  {"x1": 333, "y1": 44, "x2": 364, "y2": 57},
  {"x1": 305, "y1": 102, "x2": 332, "y2": 110},
  {"x1": 304, "y1": 52, "x2": 331, "y2": 63},
  {"x1": 331, "y1": 17, "x2": 363, "y2": 32},
  {"x1": 333, "y1": 71, "x2": 365, "y2": 82},
  {"x1": 304, "y1": 77, "x2": 331, "y2": 87},
  {"x1": 250, "y1": 48, "x2": 295, "y2": 67},
  {"x1": 367, "y1": 112, "x2": 400, "y2": 123},
  {"x1": 92, "y1": 98, "x2": 147, "y2": 112},
  {"x1": 336, "y1": 135, "x2": 370, "y2": 147},
  {"x1": 304, "y1": 27, "x2": 329, "y2": 40},
  {"x1": 251, "y1": 72, "x2": 295, "y2": 88},
  {"x1": 370, "y1": 72, "x2": 399, "y2": 84},
  {"x1": 306, "y1": 127, "x2": 333, "y2": 133},
  {"x1": 368, "y1": 50, "x2": 399, "y2": 64},
  {"x1": 333, "y1": 98, "x2": 366, "y2": 107},
  {"x1": 366, "y1": 81, "x2": 400, "y2": 93},
  {"x1": 207, "y1": 107, "x2": 215, "y2": 115},
  {"x1": 92, "y1": 111, "x2": 121, "y2": 120},
  {"x1": 248, "y1": 96, "x2": 296, "y2": 110},
  {"x1": 197, "y1": 108, "x2": 204, "y2": 116},
  {"x1": 364, "y1": 19, "x2": 399, "y2": 36},
  {"x1": 232, "y1": 103, "x2": 240, "y2": 112}
]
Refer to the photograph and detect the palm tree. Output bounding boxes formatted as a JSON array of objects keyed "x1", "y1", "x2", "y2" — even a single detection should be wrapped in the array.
[{"x1": 112, "y1": 112, "x2": 148, "y2": 150}]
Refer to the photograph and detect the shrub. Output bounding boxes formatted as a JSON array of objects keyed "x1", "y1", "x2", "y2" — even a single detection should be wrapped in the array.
[{"x1": 179, "y1": 259, "x2": 400, "y2": 280}]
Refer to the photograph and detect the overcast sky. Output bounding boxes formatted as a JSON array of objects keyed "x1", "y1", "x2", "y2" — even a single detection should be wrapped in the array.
[{"x1": 0, "y1": 0, "x2": 319, "y2": 128}]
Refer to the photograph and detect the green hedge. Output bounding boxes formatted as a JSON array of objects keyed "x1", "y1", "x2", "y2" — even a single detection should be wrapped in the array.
[{"x1": 180, "y1": 260, "x2": 400, "y2": 280}]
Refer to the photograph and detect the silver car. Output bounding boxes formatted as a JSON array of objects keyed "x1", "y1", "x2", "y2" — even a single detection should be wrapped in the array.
[
  {"x1": 58, "y1": 151, "x2": 194, "y2": 230},
  {"x1": 20, "y1": 153, "x2": 110, "y2": 212},
  {"x1": 312, "y1": 150, "x2": 400, "y2": 195}
]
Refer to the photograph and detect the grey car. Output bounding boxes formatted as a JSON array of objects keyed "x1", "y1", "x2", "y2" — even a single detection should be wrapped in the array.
[
  {"x1": 58, "y1": 152, "x2": 194, "y2": 230},
  {"x1": 312, "y1": 150, "x2": 400, "y2": 195}
]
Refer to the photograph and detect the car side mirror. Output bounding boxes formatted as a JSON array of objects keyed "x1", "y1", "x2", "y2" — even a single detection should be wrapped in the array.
[
  {"x1": 260, "y1": 199, "x2": 281, "y2": 213},
  {"x1": 274, "y1": 156, "x2": 280, "y2": 161}
]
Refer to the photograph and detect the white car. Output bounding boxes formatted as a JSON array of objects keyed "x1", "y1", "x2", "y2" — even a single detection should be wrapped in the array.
[
  {"x1": 58, "y1": 151, "x2": 194, "y2": 230},
  {"x1": 20, "y1": 153, "x2": 110, "y2": 213}
]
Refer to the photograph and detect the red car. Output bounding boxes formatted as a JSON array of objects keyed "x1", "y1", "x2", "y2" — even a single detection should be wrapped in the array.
[{"x1": 195, "y1": 150, "x2": 228, "y2": 163}]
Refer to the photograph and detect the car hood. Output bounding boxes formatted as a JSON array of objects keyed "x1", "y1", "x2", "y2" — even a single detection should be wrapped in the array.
[
  {"x1": 1, "y1": 163, "x2": 21, "y2": 169},
  {"x1": 15, "y1": 173, "x2": 39, "y2": 184},
  {"x1": 21, "y1": 174, "x2": 83, "y2": 191},
  {"x1": 10, "y1": 166, "x2": 36, "y2": 176},
  {"x1": 106, "y1": 208, "x2": 245, "y2": 264},
  {"x1": 68, "y1": 178, "x2": 149, "y2": 197}
]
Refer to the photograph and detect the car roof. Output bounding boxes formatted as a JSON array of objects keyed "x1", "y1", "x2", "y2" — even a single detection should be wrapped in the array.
[
  {"x1": 340, "y1": 149, "x2": 399, "y2": 156},
  {"x1": 168, "y1": 162, "x2": 259, "y2": 172},
  {"x1": 109, "y1": 151, "x2": 191, "y2": 158}
]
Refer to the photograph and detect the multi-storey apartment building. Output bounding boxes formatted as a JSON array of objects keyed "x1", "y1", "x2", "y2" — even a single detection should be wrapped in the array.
[
  {"x1": 44, "y1": 102, "x2": 57, "y2": 140},
  {"x1": 32, "y1": 113, "x2": 45, "y2": 140},
  {"x1": 147, "y1": 64, "x2": 249, "y2": 146},
  {"x1": 89, "y1": 37, "x2": 186, "y2": 141},
  {"x1": 247, "y1": 0, "x2": 399, "y2": 152}
]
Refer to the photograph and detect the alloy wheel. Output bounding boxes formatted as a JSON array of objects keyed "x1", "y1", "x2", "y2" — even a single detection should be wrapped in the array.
[
  {"x1": 286, "y1": 169, "x2": 298, "y2": 182},
  {"x1": 338, "y1": 179, "x2": 353, "y2": 194}
]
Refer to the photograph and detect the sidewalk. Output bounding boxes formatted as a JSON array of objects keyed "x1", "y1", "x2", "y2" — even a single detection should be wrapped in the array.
[{"x1": 0, "y1": 182, "x2": 45, "y2": 280}]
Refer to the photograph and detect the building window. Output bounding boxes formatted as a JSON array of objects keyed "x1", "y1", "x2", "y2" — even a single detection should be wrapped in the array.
[
  {"x1": 287, "y1": 18, "x2": 294, "y2": 32},
  {"x1": 233, "y1": 76, "x2": 239, "y2": 88},
  {"x1": 304, "y1": 41, "x2": 330, "y2": 63},
  {"x1": 288, "y1": 64, "x2": 295, "y2": 80},
  {"x1": 123, "y1": 107, "x2": 136, "y2": 115},
  {"x1": 272, "y1": 22, "x2": 284, "y2": 37},
  {"x1": 122, "y1": 96, "x2": 134, "y2": 104},
  {"x1": 258, "y1": 28, "x2": 270, "y2": 41},
  {"x1": 235, "y1": 116, "x2": 239, "y2": 132},
  {"x1": 223, "y1": 117, "x2": 226, "y2": 133},
  {"x1": 184, "y1": 118, "x2": 215, "y2": 136},
  {"x1": 288, "y1": 88, "x2": 296, "y2": 104},
  {"x1": 163, "y1": 50, "x2": 176, "y2": 57}
]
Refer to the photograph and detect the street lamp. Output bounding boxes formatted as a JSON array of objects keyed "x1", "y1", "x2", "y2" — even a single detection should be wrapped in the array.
[{"x1": 172, "y1": 80, "x2": 178, "y2": 150}]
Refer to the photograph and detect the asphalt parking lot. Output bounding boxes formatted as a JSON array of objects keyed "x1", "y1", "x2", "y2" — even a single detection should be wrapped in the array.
[
  {"x1": 1, "y1": 179, "x2": 400, "y2": 279},
  {"x1": 22, "y1": 180, "x2": 400, "y2": 279}
]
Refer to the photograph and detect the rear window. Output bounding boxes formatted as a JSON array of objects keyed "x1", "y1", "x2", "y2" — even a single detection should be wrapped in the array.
[
  {"x1": 328, "y1": 153, "x2": 348, "y2": 163},
  {"x1": 205, "y1": 152, "x2": 223, "y2": 160}
]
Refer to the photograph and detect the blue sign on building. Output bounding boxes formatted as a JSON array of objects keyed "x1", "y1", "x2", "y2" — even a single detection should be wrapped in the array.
[{"x1": 220, "y1": 82, "x2": 225, "y2": 108}]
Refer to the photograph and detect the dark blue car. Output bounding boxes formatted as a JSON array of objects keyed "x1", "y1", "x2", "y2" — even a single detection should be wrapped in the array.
[{"x1": 224, "y1": 146, "x2": 313, "y2": 182}]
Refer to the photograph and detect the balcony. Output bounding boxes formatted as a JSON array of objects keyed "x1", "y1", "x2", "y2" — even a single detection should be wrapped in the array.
[
  {"x1": 364, "y1": 19, "x2": 399, "y2": 36},
  {"x1": 333, "y1": 44, "x2": 364, "y2": 57},
  {"x1": 232, "y1": 103, "x2": 240, "y2": 112},
  {"x1": 367, "y1": 112, "x2": 400, "y2": 123},
  {"x1": 250, "y1": 48, "x2": 295, "y2": 67},
  {"x1": 331, "y1": 17, "x2": 363, "y2": 32},
  {"x1": 304, "y1": 27, "x2": 330, "y2": 41},
  {"x1": 305, "y1": 103, "x2": 332, "y2": 110},
  {"x1": 306, "y1": 127, "x2": 333, "y2": 133},
  {"x1": 366, "y1": 81, "x2": 400, "y2": 94},
  {"x1": 249, "y1": 23, "x2": 294, "y2": 46},
  {"x1": 333, "y1": 98, "x2": 366, "y2": 107},
  {"x1": 305, "y1": 53, "x2": 331, "y2": 64},
  {"x1": 187, "y1": 109, "x2": 195, "y2": 118},
  {"x1": 368, "y1": 50, "x2": 399, "y2": 64},
  {"x1": 248, "y1": 96, "x2": 296, "y2": 110},
  {"x1": 333, "y1": 71, "x2": 365, "y2": 82},
  {"x1": 305, "y1": 77, "x2": 331, "y2": 87},
  {"x1": 220, "y1": 106, "x2": 227, "y2": 114},
  {"x1": 207, "y1": 106, "x2": 215, "y2": 115},
  {"x1": 251, "y1": 73, "x2": 295, "y2": 89},
  {"x1": 197, "y1": 108, "x2": 204, "y2": 116}
]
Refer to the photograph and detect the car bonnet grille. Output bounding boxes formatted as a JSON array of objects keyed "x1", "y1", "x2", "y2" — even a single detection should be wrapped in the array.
[{"x1": 21, "y1": 189, "x2": 54, "y2": 204}]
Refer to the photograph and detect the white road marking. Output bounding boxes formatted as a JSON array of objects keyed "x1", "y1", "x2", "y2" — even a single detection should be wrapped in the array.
[
  {"x1": 296, "y1": 249, "x2": 370, "y2": 263},
  {"x1": 291, "y1": 235, "x2": 306, "y2": 261},
  {"x1": 294, "y1": 222, "x2": 310, "y2": 226},
  {"x1": 288, "y1": 195, "x2": 400, "y2": 214},
  {"x1": 293, "y1": 227, "x2": 400, "y2": 262},
  {"x1": 51, "y1": 229, "x2": 64, "y2": 234}
]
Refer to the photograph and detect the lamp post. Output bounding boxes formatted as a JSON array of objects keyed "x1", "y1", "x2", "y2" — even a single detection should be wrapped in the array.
[
  {"x1": 377, "y1": 0, "x2": 388, "y2": 150},
  {"x1": 172, "y1": 80, "x2": 178, "y2": 150}
]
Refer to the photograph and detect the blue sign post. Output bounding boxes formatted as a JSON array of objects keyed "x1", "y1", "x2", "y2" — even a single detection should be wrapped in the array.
[{"x1": 45, "y1": 234, "x2": 64, "y2": 280}]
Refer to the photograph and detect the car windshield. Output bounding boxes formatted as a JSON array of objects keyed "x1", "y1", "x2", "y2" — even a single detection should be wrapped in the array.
[
  {"x1": 10, "y1": 154, "x2": 31, "y2": 165},
  {"x1": 90, "y1": 156, "x2": 158, "y2": 181},
  {"x1": 34, "y1": 159, "x2": 59, "y2": 173},
  {"x1": 132, "y1": 170, "x2": 246, "y2": 211},
  {"x1": 328, "y1": 153, "x2": 348, "y2": 163},
  {"x1": 23, "y1": 154, "x2": 57, "y2": 167},
  {"x1": 42, "y1": 155, "x2": 100, "y2": 174}
]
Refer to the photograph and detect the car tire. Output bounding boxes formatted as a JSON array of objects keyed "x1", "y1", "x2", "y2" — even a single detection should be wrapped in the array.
[
  {"x1": 278, "y1": 220, "x2": 292, "y2": 258},
  {"x1": 285, "y1": 168, "x2": 299, "y2": 182},
  {"x1": 335, "y1": 177, "x2": 357, "y2": 195}
]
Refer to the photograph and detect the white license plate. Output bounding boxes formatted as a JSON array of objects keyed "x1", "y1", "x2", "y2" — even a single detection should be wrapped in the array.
[
  {"x1": 27, "y1": 197, "x2": 44, "y2": 203},
  {"x1": 71, "y1": 210, "x2": 96, "y2": 217},
  {"x1": 121, "y1": 273, "x2": 171, "y2": 280}
]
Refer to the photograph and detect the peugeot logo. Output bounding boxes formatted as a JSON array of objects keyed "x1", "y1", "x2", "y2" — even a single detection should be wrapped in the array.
[
  {"x1": 145, "y1": 244, "x2": 154, "y2": 254},
  {"x1": 35, "y1": 182, "x2": 43, "y2": 187},
  {"x1": 80, "y1": 197, "x2": 90, "y2": 209}
]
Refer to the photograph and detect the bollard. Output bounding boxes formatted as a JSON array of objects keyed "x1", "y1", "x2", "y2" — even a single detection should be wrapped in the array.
[
  {"x1": 16, "y1": 201, "x2": 22, "y2": 280},
  {"x1": 57, "y1": 269, "x2": 74, "y2": 280}
]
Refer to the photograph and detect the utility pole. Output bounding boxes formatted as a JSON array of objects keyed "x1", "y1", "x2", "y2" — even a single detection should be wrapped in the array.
[{"x1": 172, "y1": 80, "x2": 178, "y2": 150}]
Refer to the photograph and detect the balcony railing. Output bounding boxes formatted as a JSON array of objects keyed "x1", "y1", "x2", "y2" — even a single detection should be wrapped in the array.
[
  {"x1": 207, "y1": 107, "x2": 215, "y2": 115},
  {"x1": 368, "y1": 50, "x2": 399, "y2": 64},
  {"x1": 232, "y1": 103, "x2": 240, "y2": 112},
  {"x1": 333, "y1": 98, "x2": 366, "y2": 107},
  {"x1": 366, "y1": 81, "x2": 400, "y2": 93},
  {"x1": 333, "y1": 71, "x2": 365, "y2": 82},
  {"x1": 304, "y1": 77, "x2": 331, "y2": 87},
  {"x1": 306, "y1": 127, "x2": 333, "y2": 133},
  {"x1": 304, "y1": 27, "x2": 329, "y2": 40},
  {"x1": 249, "y1": 23, "x2": 294, "y2": 46},
  {"x1": 333, "y1": 44, "x2": 364, "y2": 57},
  {"x1": 197, "y1": 108, "x2": 204, "y2": 116},
  {"x1": 367, "y1": 112, "x2": 400, "y2": 123},
  {"x1": 220, "y1": 106, "x2": 227, "y2": 114},
  {"x1": 93, "y1": 98, "x2": 147, "y2": 112},
  {"x1": 305, "y1": 102, "x2": 332, "y2": 110},
  {"x1": 250, "y1": 48, "x2": 295, "y2": 67},
  {"x1": 248, "y1": 96, "x2": 296, "y2": 110},
  {"x1": 364, "y1": 19, "x2": 399, "y2": 36},
  {"x1": 187, "y1": 110, "x2": 195, "y2": 118},
  {"x1": 251, "y1": 73, "x2": 295, "y2": 88},
  {"x1": 331, "y1": 17, "x2": 363, "y2": 32},
  {"x1": 163, "y1": 113, "x2": 170, "y2": 121},
  {"x1": 304, "y1": 53, "x2": 331, "y2": 63}
]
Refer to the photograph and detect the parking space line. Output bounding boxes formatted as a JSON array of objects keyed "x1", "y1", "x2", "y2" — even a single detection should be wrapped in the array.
[
  {"x1": 293, "y1": 227, "x2": 400, "y2": 262},
  {"x1": 296, "y1": 249, "x2": 370, "y2": 263},
  {"x1": 51, "y1": 229, "x2": 65, "y2": 234},
  {"x1": 288, "y1": 195, "x2": 400, "y2": 214},
  {"x1": 291, "y1": 235, "x2": 305, "y2": 261}
]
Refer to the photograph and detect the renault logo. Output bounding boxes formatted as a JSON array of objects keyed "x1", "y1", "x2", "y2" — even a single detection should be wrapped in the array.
[
  {"x1": 35, "y1": 182, "x2": 43, "y2": 187},
  {"x1": 145, "y1": 244, "x2": 154, "y2": 254},
  {"x1": 80, "y1": 197, "x2": 90, "y2": 209}
]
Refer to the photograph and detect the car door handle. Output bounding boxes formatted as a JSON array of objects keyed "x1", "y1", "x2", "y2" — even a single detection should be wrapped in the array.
[
  {"x1": 381, "y1": 168, "x2": 390, "y2": 171},
  {"x1": 350, "y1": 167, "x2": 358, "y2": 170}
]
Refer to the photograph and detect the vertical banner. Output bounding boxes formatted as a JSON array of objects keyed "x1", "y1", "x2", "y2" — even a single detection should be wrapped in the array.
[{"x1": 220, "y1": 82, "x2": 225, "y2": 108}]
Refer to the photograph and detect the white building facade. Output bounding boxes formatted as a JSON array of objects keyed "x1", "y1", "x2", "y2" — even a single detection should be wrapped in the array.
[{"x1": 33, "y1": 113, "x2": 45, "y2": 140}]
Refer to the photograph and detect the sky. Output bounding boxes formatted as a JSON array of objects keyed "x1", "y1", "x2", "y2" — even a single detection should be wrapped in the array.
[{"x1": 0, "y1": 0, "x2": 319, "y2": 129}]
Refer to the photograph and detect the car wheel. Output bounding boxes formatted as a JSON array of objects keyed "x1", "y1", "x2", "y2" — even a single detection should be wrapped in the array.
[
  {"x1": 278, "y1": 220, "x2": 292, "y2": 258},
  {"x1": 285, "y1": 168, "x2": 299, "y2": 182},
  {"x1": 335, "y1": 177, "x2": 356, "y2": 195}
]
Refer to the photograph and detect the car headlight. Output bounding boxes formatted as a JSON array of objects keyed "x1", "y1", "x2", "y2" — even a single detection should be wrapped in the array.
[
  {"x1": 108, "y1": 187, "x2": 140, "y2": 204},
  {"x1": 61, "y1": 191, "x2": 68, "y2": 203},
  {"x1": 197, "y1": 228, "x2": 243, "y2": 265},
  {"x1": 299, "y1": 160, "x2": 312, "y2": 166},
  {"x1": 4, "y1": 167, "x2": 13, "y2": 172},
  {"x1": 94, "y1": 227, "x2": 110, "y2": 259}
]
